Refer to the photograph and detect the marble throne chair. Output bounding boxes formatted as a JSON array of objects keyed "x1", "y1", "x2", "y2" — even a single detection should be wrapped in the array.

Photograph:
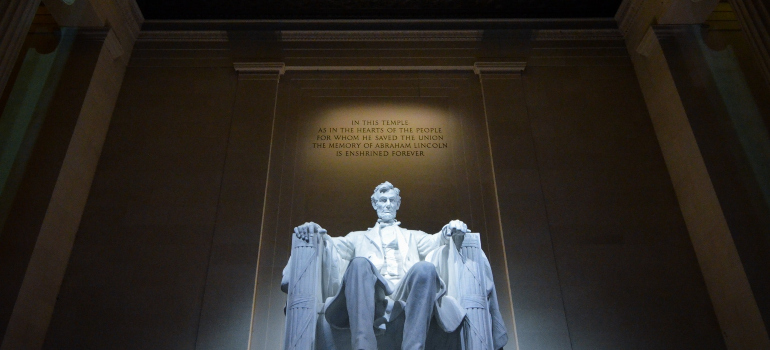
[{"x1": 281, "y1": 232, "x2": 507, "y2": 350}]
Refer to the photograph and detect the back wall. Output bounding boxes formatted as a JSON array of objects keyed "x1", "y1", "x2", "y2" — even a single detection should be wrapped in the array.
[{"x1": 42, "y1": 28, "x2": 724, "y2": 350}]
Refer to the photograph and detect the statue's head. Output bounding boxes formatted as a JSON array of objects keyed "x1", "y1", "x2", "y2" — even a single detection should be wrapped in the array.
[{"x1": 371, "y1": 181, "x2": 401, "y2": 223}]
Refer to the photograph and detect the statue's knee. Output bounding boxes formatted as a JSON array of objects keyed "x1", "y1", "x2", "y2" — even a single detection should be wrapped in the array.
[
  {"x1": 347, "y1": 257, "x2": 374, "y2": 274},
  {"x1": 412, "y1": 261, "x2": 438, "y2": 278}
]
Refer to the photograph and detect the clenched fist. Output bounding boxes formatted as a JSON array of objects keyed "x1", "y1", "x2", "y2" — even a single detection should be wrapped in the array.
[{"x1": 442, "y1": 219, "x2": 470, "y2": 237}]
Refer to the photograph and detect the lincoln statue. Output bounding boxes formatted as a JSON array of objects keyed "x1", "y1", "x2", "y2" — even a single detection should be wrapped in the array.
[{"x1": 284, "y1": 181, "x2": 508, "y2": 350}]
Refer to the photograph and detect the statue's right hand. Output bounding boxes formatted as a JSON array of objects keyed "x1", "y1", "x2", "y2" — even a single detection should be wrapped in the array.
[{"x1": 294, "y1": 222, "x2": 327, "y2": 243}]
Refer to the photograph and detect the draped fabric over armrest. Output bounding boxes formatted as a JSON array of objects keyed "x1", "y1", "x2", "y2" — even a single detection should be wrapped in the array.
[
  {"x1": 281, "y1": 234, "x2": 346, "y2": 299},
  {"x1": 282, "y1": 234, "x2": 324, "y2": 350},
  {"x1": 427, "y1": 233, "x2": 508, "y2": 350},
  {"x1": 282, "y1": 233, "x2": 349, "y2": 350}
]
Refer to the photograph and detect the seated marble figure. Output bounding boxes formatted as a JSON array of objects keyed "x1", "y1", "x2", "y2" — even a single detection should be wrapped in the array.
[{"x1": 282, "y1": 182, "x2": 507, "y2": 350}]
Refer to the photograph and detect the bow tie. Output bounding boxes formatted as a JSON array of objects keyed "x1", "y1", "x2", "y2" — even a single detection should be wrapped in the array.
[{"x1": 377, "y1": 220, "x2": 401, "y2": 228}]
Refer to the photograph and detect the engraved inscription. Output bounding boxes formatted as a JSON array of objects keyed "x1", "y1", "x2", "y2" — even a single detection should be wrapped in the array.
[{"x1": 312, "y1": 119, "x2": 448, "y2": 157}]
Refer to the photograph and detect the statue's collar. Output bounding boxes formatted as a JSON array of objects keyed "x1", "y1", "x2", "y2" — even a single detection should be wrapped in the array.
[{"x1": 376, "y1": 219, "x2": 401, "y2": 228}]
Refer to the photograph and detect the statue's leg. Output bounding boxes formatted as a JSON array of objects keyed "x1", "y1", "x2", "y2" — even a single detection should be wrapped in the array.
[
  {"x1": 400, "y1": 261, "x2": 440, "y2": 350},
  {"x1": 344, "y1": 257, "x2": 379, "y2": 350}
]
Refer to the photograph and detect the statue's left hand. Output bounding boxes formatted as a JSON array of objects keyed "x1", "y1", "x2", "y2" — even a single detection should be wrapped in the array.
[{"x1": 442, "y1": 219, "x2": 470, "y2": 237}]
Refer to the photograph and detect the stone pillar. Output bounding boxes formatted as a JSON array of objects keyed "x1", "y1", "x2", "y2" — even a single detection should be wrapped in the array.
[
  {"x1": 728, "y1": 0, "x2": 770, "y2": 87},
  {"x1": 0, "y1": 0, "x2": 42, "y2": 99},
  {"x1": 617, "y1": 0, "x2": 770, "y2": 348},
  {"x1": 0, "y1": 28, "x2": 112, "y2": 349},
  {"x1": 195, "y1": 62, "x2": 283, "y2": 350},
  {"x1": 0, "y1": 0, "x2": 142, "y2": 348},
  {"x1": 224, "y1": 62, "x2": 293, "y2": 350},
  {"x1": 474, "y1": 62, "x2": 530, "y2": 350}
]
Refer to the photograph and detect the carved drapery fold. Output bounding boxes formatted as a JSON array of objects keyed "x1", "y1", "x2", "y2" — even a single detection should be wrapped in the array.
[{"x1": 457, "y1": 235, "x2": 496, "y2": 350}]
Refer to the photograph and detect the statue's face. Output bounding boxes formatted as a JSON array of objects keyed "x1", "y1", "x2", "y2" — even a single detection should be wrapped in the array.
[{"x1": 374, "y1": 189, "x2": 400, "y2": 222}]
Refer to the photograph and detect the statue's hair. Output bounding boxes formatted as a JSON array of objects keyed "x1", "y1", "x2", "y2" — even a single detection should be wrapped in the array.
[{"x1": 371, "y1": 181, "x2": 401, "y2": 207}]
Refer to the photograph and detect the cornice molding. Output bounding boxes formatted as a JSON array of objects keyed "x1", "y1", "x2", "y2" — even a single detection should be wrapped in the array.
[
  {"x1": 138, "y1": 30, "x2": 230, "y2": 42},
  {"x1": 473, "y1": 62, "x2": 526, "y2": 74},
  {"x1": 232, "y1": 62, "x2": 528, "y2": 73},
  {"x1": 234, "y1": 62, "x2": 286, "y2": 75},
  {"x1": 288, "y1": 65, "x2": 473, "y2": 71},
  {"x1": 280, "y1": 30, "x2": 484, "y2": 41},
  {"x1": 137, "y1": 28, "x2": 626, "y2": 43},
  {"x1": 236, "y1": 64, "x2": 475, "y2": 72},
  {"x1": 531, "y1": 29, "x2": 624, "y2": 41},
  {"x1": 141, "y1": 18, "x2": 618, "y2": 31}
]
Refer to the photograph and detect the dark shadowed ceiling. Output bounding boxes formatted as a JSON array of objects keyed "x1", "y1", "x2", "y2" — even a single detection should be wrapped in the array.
[{"x1": 136, "y1": 0, "x2": 623, "y2": 20}]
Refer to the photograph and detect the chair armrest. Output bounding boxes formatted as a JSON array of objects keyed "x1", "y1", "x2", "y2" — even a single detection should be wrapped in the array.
[{"x1": 283, "y1": 233, "x2": 324, "y2": 350}]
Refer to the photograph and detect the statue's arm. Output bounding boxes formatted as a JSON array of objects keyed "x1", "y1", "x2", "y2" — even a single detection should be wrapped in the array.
[
  {"x1": 416, "y1": 219, "x2": 470, "y2": 258},
  {"x1": 324, "y1": 233, "x2": 355, "y2": 261},
  {"x1": 291, "y1": 221, "x2": 356, "y2": 260},
  {"x1": 412, "y1": 229, "x2": 444, "y2": 258},
  {"x1": 318, "y1": 234, "x2": 349, "y2": 299}
]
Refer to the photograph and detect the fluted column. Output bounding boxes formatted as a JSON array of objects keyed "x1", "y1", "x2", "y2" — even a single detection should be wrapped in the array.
[
  {"x1": 0, "y1": 0, "x2": 42, "y2": 99},
  {"x1": 729, "y1": 0, "x2": 770, "y2": 87}
]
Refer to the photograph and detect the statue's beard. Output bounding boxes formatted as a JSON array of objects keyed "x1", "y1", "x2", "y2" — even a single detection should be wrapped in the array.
[{"x1": 377, "y1": 210, "x2": 396, "y2": 222}]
